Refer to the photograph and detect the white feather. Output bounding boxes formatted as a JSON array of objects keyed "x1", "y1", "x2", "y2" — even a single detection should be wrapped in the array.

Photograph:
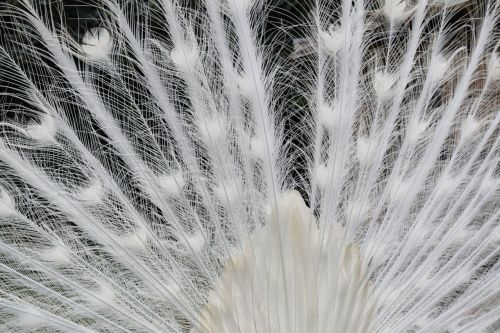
[
  {"x1": 26, "y1": 114, "x2": 57, "y2": 143},
  {"x1": 0, "y1": 0, "x2": 498, "y2": 332},
  {"x1": 81, "y1": 27, "x2": 112, "y2": 59},
  {"x1": 0, "y1": 188, "x2": 15, "y2": 217},
  {"x1": 320, "y1": 25, "x2": 344, "y2": 54}
]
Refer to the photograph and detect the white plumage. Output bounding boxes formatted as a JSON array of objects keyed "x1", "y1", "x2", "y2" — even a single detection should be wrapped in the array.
[{"x1": 0, "y1": 0, "x2": 499, "y2": 332}]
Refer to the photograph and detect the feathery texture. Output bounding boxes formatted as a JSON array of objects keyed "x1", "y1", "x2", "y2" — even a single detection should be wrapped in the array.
[{"x1": 0, "y1": 0, "x2": 499, "y2": 332}]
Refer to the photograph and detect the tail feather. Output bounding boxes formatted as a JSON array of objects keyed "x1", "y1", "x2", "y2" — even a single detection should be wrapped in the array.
[{"x1": 0, "y1": 0, "x2": 499, "y2": 332}]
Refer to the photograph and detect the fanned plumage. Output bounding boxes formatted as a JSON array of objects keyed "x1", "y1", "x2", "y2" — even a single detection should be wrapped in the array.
[{"x1": 0, "y1": 0, "x2": 499, "y2": 332}]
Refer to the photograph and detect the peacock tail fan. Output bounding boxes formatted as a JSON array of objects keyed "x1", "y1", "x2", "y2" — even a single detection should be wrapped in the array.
[{"x1": 0, "y1": 0, "x2": 499, "y2": 332}]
